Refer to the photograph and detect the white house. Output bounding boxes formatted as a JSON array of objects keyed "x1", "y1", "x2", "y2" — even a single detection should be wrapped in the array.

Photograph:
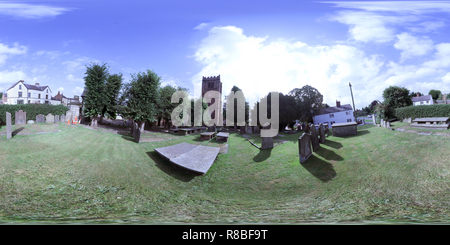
[
  {"x1": 412, "y1": 94, "x2": 433, "y2": 106},
  {"x1": 5, "y1": 80, "x2": 53, "y2": 105},
  {"x1": 313, "y1": 101, "x2": 354, "y2": 128}
]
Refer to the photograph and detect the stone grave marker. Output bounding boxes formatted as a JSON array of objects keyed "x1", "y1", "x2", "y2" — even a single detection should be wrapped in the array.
[
  {"x1": 133, "y1": 122, "x2": 138, "y2": 139},
  {"x1": 319, "y1": 123, "x2": 325, "y2": 144},
  {"x1": 45, "y1": 114, "x2": 55, "y2": 124},
  {"x1": 60, "y1": 114, "x2": 66, "y2": 123},
  {"x1": 246, "y1": 126, "x2": 253, "y2": 134},
  {"x1": 135, "y1": 127, "x2": 142, "y2": 143},
  {"x1": 6, "y1": 112, "x2": 12, "y2": 139},
  {"x1": 261, "y1": 137, "x2": 273, "y2": 149},
  {"x1": 36, "y1": 114, "x2": 45, "y2": 123},
  {"x1": 254, "y1": 126, "x2": 260, "y2": 134},
  {"x1": 27, "y1": 120, "x2": 34, "y2": 124},
  {"x1": 66, "y1": 111, "x2": 73, "y2": 122},
  {"x1": 240, "y1": 126, "x2": 246, "y2": 134},
  {"x1": 298, "y1": 132, "x2": 312, "y2": 163},
  {"x1": 208, "y1": 126, "x2": 216, "y2": 132},
  {"x1": 381, "y1": 119, "x2": 384, "y2": 128},
  {"x1": 310, "y1": 125, "x2": 320, "y2": 151},
  {"x1": 15, "y1": 110, "x2": 26, "y2": 125},
  {"x1": 54, "y1": 115, "x2": 60, "y2": 123},
  {"x1": 372, "y1": 114, "x2": 376, "y2": 124}
]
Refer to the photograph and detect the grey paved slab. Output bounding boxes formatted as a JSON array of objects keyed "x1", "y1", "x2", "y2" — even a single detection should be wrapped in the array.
[
  {"x1": 413, "y1": 117, "x2": 449, "y2": 122},
  {"x1": 154, "y1": 142, "x2": 198, "y2": 160},
  {"x1": 155, "y1": 143, "x2": 220, "y2": 174},
  {"x1": 418, "y1": 131, "x2": 432, "y2": 135},
  {"x1": 332, "y1": 122, "x2": 358, "y2": 127},
  {"x1": 171, "y1": 145, "x2": 220, "y2": 174},
  {"x1": 216, "y1": 132, "x2": 229, "y2": 138}
]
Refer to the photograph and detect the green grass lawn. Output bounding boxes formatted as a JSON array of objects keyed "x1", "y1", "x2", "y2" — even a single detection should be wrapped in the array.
[{"x1": 1, "y1": 123, "x2": 450, "y2": 223}]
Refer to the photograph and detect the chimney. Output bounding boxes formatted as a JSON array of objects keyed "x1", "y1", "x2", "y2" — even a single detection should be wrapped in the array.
[
  {"x1": 336, "y1": 100, "x2": 341, "y2": 107},
  {"x1": 35, "y1": 83, "x2": 39, "y2": 86},
  {"x1": 416, "y1": 93, "x2": 420, "y2": 97}
]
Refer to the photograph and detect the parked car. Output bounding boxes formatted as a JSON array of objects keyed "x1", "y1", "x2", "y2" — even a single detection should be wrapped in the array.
[{"x1": 367, "y1": 115, "x2": 371, "y2": 118}]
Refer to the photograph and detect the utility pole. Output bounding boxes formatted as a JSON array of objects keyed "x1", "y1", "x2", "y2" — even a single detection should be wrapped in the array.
[{"x1": 349, "y1": 82, "x2": 356, "y2": 122}]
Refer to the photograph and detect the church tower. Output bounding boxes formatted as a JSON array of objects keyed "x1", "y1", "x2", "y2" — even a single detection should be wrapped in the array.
[{"x1": 201, "y1": 75, "x2": 222, "y2": 106}]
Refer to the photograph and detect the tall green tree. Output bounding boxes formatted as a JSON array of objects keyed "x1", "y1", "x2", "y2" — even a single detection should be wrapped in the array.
[
  {"x1": 157, "y1": 85, "x2": 187, "y2": 128},
  {"x1": 288, "y1": 85, "x2": 323, "y2": 122},
  {"x1": 428, "y1": 89, "x2": 442, "y2": 101},
  {"x1": 122, "y1": 69, "x2": 161, "y2": 131},
  {"x1": 410, "y1": 91, "x2": 423, "y2": 99},
  {"x1": 102, "y1": 73, "x2": 124, "y2": 119},
  {"x1": 83, "y1": 63, "x2": 109, "y2": 127},
  {"x1": 380, "y1": 86, "x2": 411, "y2": 119},
  {"x1": 224, "y1": 85, "x2": 249, "y2": 127}
]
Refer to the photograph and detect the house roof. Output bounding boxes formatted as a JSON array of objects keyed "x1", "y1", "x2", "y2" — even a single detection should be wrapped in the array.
[
  {"x1": 315, "y1": 104, "x2": 353, "y2": 116},
  {"x1": 7, "y1": 80, "x2": 50, "y2": 92},
  {"x1": 412, "y1": 95, "x2": 432, "y2": 102}
]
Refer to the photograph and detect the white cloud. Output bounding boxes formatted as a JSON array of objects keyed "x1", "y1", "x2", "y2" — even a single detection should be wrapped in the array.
[
  {"x1": 191, "y1": 25, "x2": 386, "y2": 108},
  {"x1": 57, "y1": 87, "x2": 65, "y2": 91},
  {"x1": 0, "y1": 70, "x2": 27, "y2": 85},
  {"x1": 62, "y1": 57, "x2": 99, "y2": 73},
  {"x1": 194, "y1": 23, "x2": 210, "y2": 30},
  {"x1": 0, "y1": 2, "x2": 72, "y2": 19},
  {"x1": 422, "y1": 43, "x2": 450, "y2": 69},
  {"x1": 72, "y1": 86, "x2": 84, "y2": 95},
  {"x1": 0, "y1": 42, "x2": 27, "y2": 66},
  {"x1": 66, "y1": 74, "x2": 84, "y2": 83},
  {"x1": 394, "y1": 33, "x2": 434, "y2": 62},
  {"x1": 323, "y1": 1, "x2": 450, "y2": 15}
]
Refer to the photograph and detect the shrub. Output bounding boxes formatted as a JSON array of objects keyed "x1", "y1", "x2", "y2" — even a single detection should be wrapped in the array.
[
  {"x1": 0, "y1": 104, "x2": 70, "y2": 124},
  {"x1": 394, "y1": 104, "x2": 450, "y2": 120}
]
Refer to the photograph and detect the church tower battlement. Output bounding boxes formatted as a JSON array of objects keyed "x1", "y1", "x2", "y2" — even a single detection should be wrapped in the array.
[{"x1": 201, "y1": 75, "x2": 222, "y2": 99}]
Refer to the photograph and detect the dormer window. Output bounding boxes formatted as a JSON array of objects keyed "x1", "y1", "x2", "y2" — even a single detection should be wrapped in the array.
[{"x1": 19, "y1": 85, "x2": 22, "y2": 89}]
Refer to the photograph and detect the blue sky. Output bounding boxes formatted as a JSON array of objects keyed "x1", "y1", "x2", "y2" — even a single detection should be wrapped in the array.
[{"x1": 1, "y1": 0, "x2": 450, "y2": 110}]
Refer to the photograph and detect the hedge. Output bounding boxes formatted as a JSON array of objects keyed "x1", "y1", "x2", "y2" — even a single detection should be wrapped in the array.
[
  {"x1": 0, "y1": 104, "x2": 70, "y2": 124},
  {"x1": 394, "y1": 104, "x2": 450, "y2": 120}
]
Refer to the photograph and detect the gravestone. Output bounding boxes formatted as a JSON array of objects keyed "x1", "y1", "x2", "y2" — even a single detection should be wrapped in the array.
[
  {"x1": 208, "y1": 126, "x2": 216, "y2": 132},
  {"x1": 324, "y1": 124, "x2": 330, "y2": 136},
  {"x1": 381, "y1": 119, "x2": 384, "y2": 128},
  {"x1": 36, "y1": 114, "x2": 45, "y2": 124},
  {"x1": 386, "y1": 121, "x2": 390, "y2": 129},
  {"x1": 240, "y1": 126, "x2": 246, "y2": 134},
  {"x1": 15, "y1": 110, "x2": 26, "y2": 125},
  {"x1": 27, "y1": 120, "x2": 34, "y2": 124},
  {"x1": 372, "y1": 114, "x2": 376, "y2": 124},
  {"x1": 254, "y1": 126, "x2": 260, "y2": 134},
  {"x1": 60, "y1": 114, "x2": 66, "y2": 123},
  {"x1": 133, "y1": 122, "x2": 138, "y2": 138},
  {"x1": 319, "y1": 123, "x2": 325, "y2": 144},
  {"x1": 298, "y1": 133, "x2": 312, "y2": 163},
  {"x1": 6, "y1": 112, "x2": 12, "y2": 139},
  {"x1": 261, "y1": 137, "x2": 273, "y2": 149},
  {"x1": 246, "y1": 126, "x2": 253, "y2": 134},
  {"x1": 66, "y1": 111, "x2": 73, "y2": 122},
  {"x1": 304, "y1": 124, "x2": 311, "y2": 133},
  {"x1": 54, "y1": 115, "x2": 60, "y2": 123},
  {"x1": 135, "y1": 128, "x2": 142, "y2": 143},
  {"x1": 310, "y1": 125, "x2": 320, "y2": 151},
  {"x1": 45, "y1": 114, "x2": 55, "y2": 124}
]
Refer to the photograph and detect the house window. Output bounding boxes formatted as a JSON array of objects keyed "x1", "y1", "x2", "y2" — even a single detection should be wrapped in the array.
[
  {"x1": 45, "y1": 101, "x2": 49, "y2": 104},
  {"x1": 420, "y1": 101, "x2": 423, "y2": 105},
  {"x1": 329, "y1": 114, "x2": 334, "y2": 118},
  {"x1": 347, "y1": 119, "x2": 352, "y2": 122},
  {"x1": 28, "y1": 100, "x2": 30, "y2": 104},
  {"x1": 28, "y1": 93, "x2": 31, "y2": 98},
  {"x1": 47, "y1": 89, "x2": 48, "y2": 93},
  {"x1": 346, "y1": 111, "x2": 351, "y2": 115},
  {"x1": 427, "y1": 101, "x2": 429, "y2": 103},
  {"x1": 18, "y1": 92, "x2": 22, "y2": 97},
  {"x1": 19, "y1": 85, "x2": 22, "y2": 89},
  {"x1": 46, "y1": 95, "x2": 48, "y2": 99},
  {"x1": 330, "y1": 121, "x2": 335, "y2": 125},
  {"x1": 38, "y1": 94, "x2": 41, "y2": 99},
  {"x1": 17, "y1": 100, "x2": 24, "y2": 104}
]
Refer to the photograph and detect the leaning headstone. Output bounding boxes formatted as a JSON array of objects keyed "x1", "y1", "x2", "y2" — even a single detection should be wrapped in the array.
[
  {"x1": 133, "y1": 122, "x2": 138, "y2": 139},
  {"x1": 380, "y1": 119, "x2": 384, "y2": 128},
  {"x1": 6, "y1": 112, "x2": 12, "y2": 139},
  {"x1": 130, "y1": 121, "x2": 135, "y2": 135},
  {"x1": 372, "y1": 114, "x2": 376, "y2": 124},
  {"x1": 60, "y1": 114, "x2": 66, "y2": 123},
  {"x1": 386, "y1": 121, "x2": 390, "y2": 129},
  {"x1": 261, "y1": 137, "x2": 273, "y2": 149},
  {"x1": 54, "y1": 115, "x2": 60, "y2": 123},
  {"x1": 27, "y1": 120, "x2": 34, "y2": 124},
  {"x1": 45, "y1": 114, "x2": 55, "y2": 124},
  {"x1": 66, "y1": 111, "x2": 73, "y2": 122},
  {"x1": 135, "y1": 128, "x2": 142, "y2": 143},
  {"x1": 246, "y1": 126, "x2": 253, "y2": 134},
  {"x1": 319, "y1": 123, "x2": 325, "y2": 144},
  {"x1": 298, "y1": 133, "x2": 312, "y2": 163},
  {"x1": 310, "y1": 125, "x2": 320, "y2": 151},
  {"x1": 36, "y1": 114, "x2": 45, "y2": 123},
  {"x1": 15, "y1": 110, "x2": 26, "y2": 125}
]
